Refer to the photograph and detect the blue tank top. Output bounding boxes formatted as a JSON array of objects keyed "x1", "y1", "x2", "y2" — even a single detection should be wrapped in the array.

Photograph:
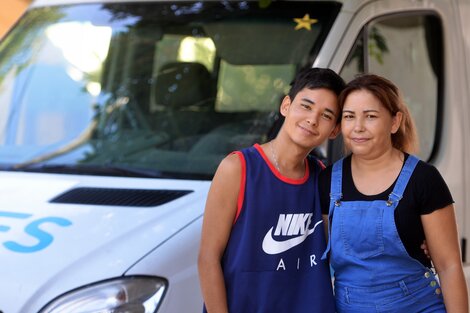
[{"x1": 204, "y1": 144, "x2": 335, "y2": 313}]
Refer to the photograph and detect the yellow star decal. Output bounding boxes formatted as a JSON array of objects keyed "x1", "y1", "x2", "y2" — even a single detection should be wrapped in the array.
[{"x1": 293, "y1": 14, "x2": 318, "y2": 31}]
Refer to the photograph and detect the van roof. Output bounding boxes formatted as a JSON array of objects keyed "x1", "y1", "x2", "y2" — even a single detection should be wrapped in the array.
[
  {"x1": 29, "y1": 0, "x2": 465, "y2": 11},
  {"x1": 30, "y1": 0, "x2": 355, "y2": 9}
]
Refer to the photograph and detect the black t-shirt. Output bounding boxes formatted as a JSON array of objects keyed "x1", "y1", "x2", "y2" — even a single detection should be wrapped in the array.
[{"x1": 319, "y1": 154, "x2": 454, "y2": 267}]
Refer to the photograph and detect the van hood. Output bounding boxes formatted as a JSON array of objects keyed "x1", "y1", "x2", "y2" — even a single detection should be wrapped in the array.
[{"x1": 0, "y1": 171, "x2": 209, "y2": 313}]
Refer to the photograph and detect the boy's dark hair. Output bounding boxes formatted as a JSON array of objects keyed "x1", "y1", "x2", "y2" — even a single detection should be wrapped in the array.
[{"x1": 288, "y1": 67, "x2": 346, "y2": 101}]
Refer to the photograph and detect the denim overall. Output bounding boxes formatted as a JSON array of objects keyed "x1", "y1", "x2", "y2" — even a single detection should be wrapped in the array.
[{"x1": 322, "y1": 155, "x2": 446, "y2": 312}]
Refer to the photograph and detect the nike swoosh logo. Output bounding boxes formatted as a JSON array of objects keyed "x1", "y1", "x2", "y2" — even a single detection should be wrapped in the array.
[{"x1": 262, "y1": 220, "x2": 323, "y2": 255}]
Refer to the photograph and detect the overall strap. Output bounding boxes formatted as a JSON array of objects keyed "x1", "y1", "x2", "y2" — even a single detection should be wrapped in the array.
[
  {"x1": 387, "y1": 155, "x2": 419, "y2": 206},
  {"x1": 330, "y1": 159, "x2": 343, "y2": 203},
  {"x1": 321, "y1": 158, "x2": 344, "y2": 260}
]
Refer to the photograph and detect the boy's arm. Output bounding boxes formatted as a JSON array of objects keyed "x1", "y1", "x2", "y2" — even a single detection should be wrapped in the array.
[{"x1": 198, "y1": 153, "x2": 242, "y2": 313}]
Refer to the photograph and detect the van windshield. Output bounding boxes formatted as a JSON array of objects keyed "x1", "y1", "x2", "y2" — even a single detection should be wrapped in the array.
[{"x1": 0, "y1": 2, "x2": 340, "y2": 179}]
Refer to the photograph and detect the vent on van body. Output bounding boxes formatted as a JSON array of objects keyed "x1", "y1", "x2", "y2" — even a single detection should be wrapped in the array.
[{"x1": 50, "y1": 187, "x2": 193, "y2": 207}]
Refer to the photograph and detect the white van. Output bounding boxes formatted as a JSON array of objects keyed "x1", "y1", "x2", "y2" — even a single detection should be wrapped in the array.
[{"x1": 0, "y1": 0, "x2": 469, "y2": 312}]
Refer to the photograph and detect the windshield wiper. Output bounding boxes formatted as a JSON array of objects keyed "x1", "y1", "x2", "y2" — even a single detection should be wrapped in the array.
[{"x1": 13, "y1": 163, "x2": 166, "y2": 178}]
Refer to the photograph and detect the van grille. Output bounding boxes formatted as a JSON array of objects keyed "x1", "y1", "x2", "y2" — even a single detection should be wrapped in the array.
[{"x1": 50, "y1": 187, "x2": 193, "y2": 207}]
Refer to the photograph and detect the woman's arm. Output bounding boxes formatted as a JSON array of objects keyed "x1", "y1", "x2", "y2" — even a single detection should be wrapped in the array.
[
  {"x1": 421, "y1": 204, "x2": 469, "y2": 313},
  {"x1": 198, "y1": 153, "x2": 242, "y2": 313}
]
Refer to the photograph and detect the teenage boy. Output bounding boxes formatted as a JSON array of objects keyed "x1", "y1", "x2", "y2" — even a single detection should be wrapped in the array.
[{"x1": 198, "y1": 67, "x2": 345, "y2": 313}]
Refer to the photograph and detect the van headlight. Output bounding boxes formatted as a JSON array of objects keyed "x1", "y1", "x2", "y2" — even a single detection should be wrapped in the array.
[{"x1": 39, "y1": 276, "x2": 167, "y2": 313}]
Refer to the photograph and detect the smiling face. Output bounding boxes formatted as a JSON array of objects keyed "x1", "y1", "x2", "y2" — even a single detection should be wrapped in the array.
[
  {"x1": 341, "y1": 89, "x2": 402, "y2": 158},
  {"x1": 280, "y1": 87, "x2": 340, "y2": 150}
]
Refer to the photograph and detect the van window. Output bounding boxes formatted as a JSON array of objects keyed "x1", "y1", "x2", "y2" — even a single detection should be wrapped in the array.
[
  {"x1": 0, "y1": 2, "x2": 341, "y2": 178},
  {"x1": 340, "y1": 14, "x2": 443, "y2": 161}
]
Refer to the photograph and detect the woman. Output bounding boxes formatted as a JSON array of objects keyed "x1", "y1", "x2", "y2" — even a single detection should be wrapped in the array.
[{"x1": 320, "y1": 74, "x2": 468, "y2": 312}]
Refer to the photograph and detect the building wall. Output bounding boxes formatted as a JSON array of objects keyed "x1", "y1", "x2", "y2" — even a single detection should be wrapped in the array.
[{"x1": 0, "y1": 0, "x2": 31, "y2": 38}]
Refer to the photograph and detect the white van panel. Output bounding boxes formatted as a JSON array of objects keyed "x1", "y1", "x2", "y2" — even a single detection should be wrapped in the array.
[{"x1": 0, "y1": 172, "x2": 208, "y2": 312}]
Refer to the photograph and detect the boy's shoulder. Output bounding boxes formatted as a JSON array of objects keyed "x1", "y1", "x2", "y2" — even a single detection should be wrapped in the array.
[{"x1": 215, "y1": 152, "x2": 244, "y2": 178}]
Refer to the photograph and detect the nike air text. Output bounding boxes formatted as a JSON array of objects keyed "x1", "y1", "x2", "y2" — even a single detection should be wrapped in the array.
[
  {"x1": 274, "y1": 213, "x2": 313, "y2": 236},
  {"x1": 262, "y1": 213, "x2": 322, "y2": 255}
]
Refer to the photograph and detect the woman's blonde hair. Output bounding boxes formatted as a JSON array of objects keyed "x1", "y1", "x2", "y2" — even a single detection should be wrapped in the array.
[{"x1": 338, "y1": 74, "x2": 419, "y2": 154}]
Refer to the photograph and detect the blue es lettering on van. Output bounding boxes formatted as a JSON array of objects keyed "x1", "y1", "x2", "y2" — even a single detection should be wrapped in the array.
[{"x1": 0, "y1": 211, "x2": 72, "y2": 253}]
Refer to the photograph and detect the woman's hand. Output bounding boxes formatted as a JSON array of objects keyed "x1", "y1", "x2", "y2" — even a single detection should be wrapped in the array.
[{"x1": 422, "y1": 205, "x2": 469, "y2": 313}]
